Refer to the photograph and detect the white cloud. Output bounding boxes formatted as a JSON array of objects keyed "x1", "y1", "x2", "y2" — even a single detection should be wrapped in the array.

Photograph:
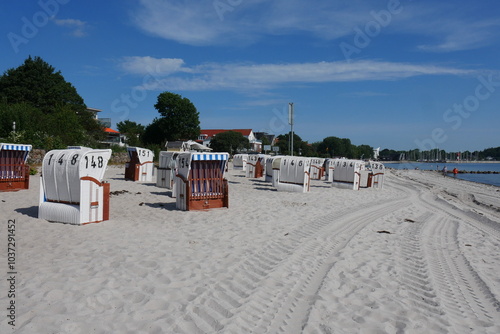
[
  {"x1": 130, "y1": 0, "x2": 233, "y2": 46},
  {"x1": 129, "y1": 0, "x2": 380, "y2": 45},
  {"x1": 129, "y1": 0, "x2": 500, "y2": 52},
  {"x1": 392, "y1": 2, "x2": 500, "y2": 52},
  {"x1": 340, "y1": 91, "x2": 390, "y2": 98},
  {"x1": 119, "y1": 56, "x2": 475, "y2": 92},
  {"x1": 416, "y1": 19, "x2": 500, "y2": 52},
  {"x1": 53, "y1": 18, "x2": 87, "y2": 37},
  {"x1": 120, "y1": 56, "x2": 187, "y2": 75}
]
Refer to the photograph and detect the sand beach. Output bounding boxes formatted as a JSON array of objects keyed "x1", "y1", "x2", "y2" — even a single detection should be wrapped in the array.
[{"x1": 1, "y1": 165, "x2": 500, "y2": 333}]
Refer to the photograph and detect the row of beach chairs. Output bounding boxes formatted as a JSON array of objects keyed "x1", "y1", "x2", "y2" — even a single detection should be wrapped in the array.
[
  {"x1": 233, "y1": 153, "x2": 385, "y2": 192},
  {"x1": 3, "y1": 143, "x2": 384, "y2": 225},
  {"x1": 38, "y1": 147, "x2": 230, "y2": 224}
]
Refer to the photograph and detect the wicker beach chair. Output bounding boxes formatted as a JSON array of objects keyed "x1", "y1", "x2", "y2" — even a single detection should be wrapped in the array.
[
  {"x1": 0, "y1": 143, "x2": 32, "y2": 191},
  {"x1": 125, "y1": 147, "x2": 154, "y2": 182},
  {"x1": 274, "y1": 156, "x2": 311, "y2": 193},
  {"x1": 175, "y1": 152, "x2": 230, "y2": 211},
  {"x1": 39, "y1": 147, "x2": 112, "y2": 225}
]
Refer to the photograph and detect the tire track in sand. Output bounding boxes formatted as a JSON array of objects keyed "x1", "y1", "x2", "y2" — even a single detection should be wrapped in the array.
[
  {"x1": 424, "y1": 216, "x2": 500, "y2": 332},
  {"x1": 398, "y1": 212, "x2": 450, "y2": 332},
  {"x1": 168, "y1": 195, "x2": 411, "y2": 333},
  {"x1": 392, "y1": 173, "x2": 500, "y2": 332}
]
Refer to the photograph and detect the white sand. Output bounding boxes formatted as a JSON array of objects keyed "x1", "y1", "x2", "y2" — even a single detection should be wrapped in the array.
[{"x1": 1, "y1": 165, "x2": 500, "y2": 333}]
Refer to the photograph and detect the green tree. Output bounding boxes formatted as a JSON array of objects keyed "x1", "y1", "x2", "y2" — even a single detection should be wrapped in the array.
[
  {"x1": 356, "y1": 144, "x2": 374, "y2": 160},
  {"x1": 117, "y1": 120, "x2": 145, "y2": 146},
  {"x1": 0, "y1": 56, "x2": 103, "y2": 147},
  {"x1": 317, "y1": 136, "x2": 357, "y2": 158},
  {"x1": 341, "y1": 138, "x2": 353, "y2": 158},
  {"x1": 0, "y1": 102, "x2": 42, "y2": 138},
  {"x1": 0, "y1": 56, "x2": 86, "y2": 114},
  {"x1": 153, "y1": 92, "x2": 200, "y2": 142},
  {"x1": 480, "y1": 147, "x2": 500, "y2": 160},
  {"x1": 0, "y1": 102, "x2": 100, "y2": 149},
  {"x1": 209, "y1": 131, "x2": 250, "y2": 155},
  {"x1": 142, "y1": 117, "x2": 166, "y2": 146},
  {"x1": 379, "y1": 148, "x2": 400, "y2": 161},
  {"x1": 260, "y1": 136, "x2": 271, "y2": 146},
  {"x1": 317, "y1": 136, "x2": 342, "y2": 157},
  {"x1": 276, "y1": 132, "x2": 309, "y2": 156}
]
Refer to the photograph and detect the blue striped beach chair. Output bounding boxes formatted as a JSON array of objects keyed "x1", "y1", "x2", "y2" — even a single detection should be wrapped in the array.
[
  {"x1": 175, "y1": 152, "x2": 229, "y2": 210},
  {"x1": 0, "y1": 143, "x2": 32, "y2": 191}
]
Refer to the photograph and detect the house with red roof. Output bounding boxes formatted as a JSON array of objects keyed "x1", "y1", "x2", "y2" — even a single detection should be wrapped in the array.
[
  {"x1": 198, "y1": 129, "x2": 262, "y2": 152},
  {"x1": 88, "y1": 107, "x2": 126, "y2": 147},
  {"x1": 102, "y1": 127, "x2": 126, "y2": 147}
]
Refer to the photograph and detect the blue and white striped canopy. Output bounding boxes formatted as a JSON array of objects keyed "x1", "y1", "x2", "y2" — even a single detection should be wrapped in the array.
[
  {"x1": 0, "y1": 143, "x2": 32, "y2": 151},
  {"x1": 191, "y1": 153, "x2": 229, "y2": 161}
]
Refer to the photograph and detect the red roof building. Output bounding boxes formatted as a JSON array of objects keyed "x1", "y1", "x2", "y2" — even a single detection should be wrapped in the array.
[
  {"x1": 101, "y1": 127, "x2": 126, "y2": 147},
  {"x1": 199, "y1": 129, "x2": 261, "y2": 152},
  {"x1": 103, "y1": 127, "x2": 120, "y2": 134}
]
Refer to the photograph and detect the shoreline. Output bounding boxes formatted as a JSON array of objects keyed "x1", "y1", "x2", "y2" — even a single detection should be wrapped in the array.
[
  {"x1": 395, "y1": 167, "x2": 500, "y2": 189},
  {"x1": 385, "y1": 161, "x2": 500, "y2": 187},
  {"x1": 384, "y1": 160, "x2": 499, "y2": 164}
]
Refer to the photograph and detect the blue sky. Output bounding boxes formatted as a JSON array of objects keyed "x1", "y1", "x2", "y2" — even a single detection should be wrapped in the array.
[{"x1": 1, "y1": 0, "x2": 499, "y2": 152}]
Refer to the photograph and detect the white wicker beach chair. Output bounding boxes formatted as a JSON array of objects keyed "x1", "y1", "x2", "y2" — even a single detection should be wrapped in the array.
[
  {"x1": 39, "y1": 147, "x2": 111, "y2": 225},
  {"x1": 232, "y1": 154, "x2": 248, "y2": 171},
  {"x1": 274, "y1": 156, "x2": 311, "y2": 193},
  {"x1": 331, "y1": 159, "x2": 364, "y2": 190},
  {"x1": 125, "y1": 147, "x2": 154, "y2": 182},
  {"x1": 309, "y1": 158, "x2": 325, "y2": 180},
  {"x1": 324, "y1": 158, "x2": 335, "y2": 182},
  {"x1": 368, "y1": 161, "x2": 385, "y2": 189},
  {"x1": 156, "y1": 151, "x2": 179, "y2": 189},
  {"x1": 246, "y1": 154, "x2": 269, "y2": 178}
]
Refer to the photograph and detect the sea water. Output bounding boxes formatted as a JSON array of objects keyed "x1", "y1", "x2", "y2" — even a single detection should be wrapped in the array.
[{"x1": 385, "y1": 162, "x2": 500, "y2": 187}]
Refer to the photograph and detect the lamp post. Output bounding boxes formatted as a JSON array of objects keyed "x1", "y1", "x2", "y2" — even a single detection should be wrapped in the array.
[{"x1": 289, "y1": 102, "x2": 294, "y2": 156}]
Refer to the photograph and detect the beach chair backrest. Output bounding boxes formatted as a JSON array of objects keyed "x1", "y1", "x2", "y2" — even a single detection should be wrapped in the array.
[
  {"x1": 334, "y1": 159, "x2": 343, "y2": 180},
  {"x1": 246, "y1": 154, "x2": 261, "y2": 178},
  {"x1": 175, "y1": 152, "x2": 230, "y2": 210},
  {"x1": 0, "y1": 143, "x2": 32, "y2": 179},
  {"x1": 309, "y1": 158, "x2": 325, "y2": 179},
  {"x1": 159, "y1": 151, "x2": 178, "y2": 169},
  {"x1": 247, "y1": 154, "x2": 259, "y2": 164},
  {"x1": 265, "y1": 156, "x2": 282, "y2": 182},
  {"x1": 232, "y1": 154, "x2": 248, "y2": 170},
  {"x1": 259, "y1": 154, "x2": 270, "y2": 169},
  {"x1": 67, "y1": 146, "x2": 91, "y2": 150},
  {"x1": 369, "y1": 161, "x2": 385, "y2": 188},
  {"x1": 157, "y1": 151, "x2": 179, "y2": 189},
  {"x1": 127, "y1": 147, "x2": 154, "y2": 164},
  {"x1": 332, "y1": 159, "x2": 363, "y2": 189},
  {"x1": 324, "y1": 159, "x2": 335, "y2": 181},
  {"x1": 42, "y1": 148, "x2": 111, "y2": 203},
  {"x1": 369, "y1": 161, "x2": 385, "y2": 172},
  {"x1": 279, "y1": 157, "x2": 311, "y2": 184},
  {"x1": 272, "y1": 157, "x2": 282, "y2": 170},
  {"x1": 176, "y1": 152, "x2": 192, "y2": 179},
  {"x1": 271, "y1": 157, "x2": 282, "y2": 186},
  {"x1": 265, "y1": 157, "x2": 275, "y2": 178},
  {"x1": 177, "y1": 152, "x2": 229, "y2": 179}
]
